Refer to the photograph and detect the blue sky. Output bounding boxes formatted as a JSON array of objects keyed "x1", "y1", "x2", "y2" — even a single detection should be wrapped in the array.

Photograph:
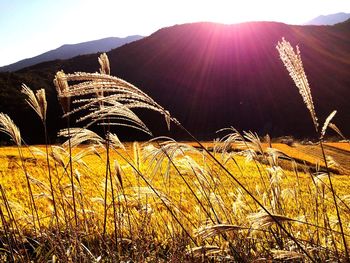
[{"x1": 1, "y1": 0, "x2": 349, "y2": 66}]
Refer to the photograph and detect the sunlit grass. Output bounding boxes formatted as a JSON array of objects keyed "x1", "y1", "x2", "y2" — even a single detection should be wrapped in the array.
[
  {"x1": 1, "y1": 143, "x2": 349, "y2": 253},
  {"x1": 0, "y1": 42, "x2": 349, "y2": 262},
  {"x1": 325, "y1": 142, "x2": 350, "y2": 152}
]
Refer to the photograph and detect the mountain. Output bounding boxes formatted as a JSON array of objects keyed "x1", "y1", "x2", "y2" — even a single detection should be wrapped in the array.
[
  {"x1": 305, "y1": 12, "x2": 350, "y2": 25},
  {"x1": 0, "y1": 22, "x2": 349, "y2": 143},
  {"x1": 0, "y1": 35, "x2": 143, "y2": 72}
]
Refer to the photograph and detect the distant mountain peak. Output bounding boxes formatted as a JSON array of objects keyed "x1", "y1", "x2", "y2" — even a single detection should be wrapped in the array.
[
  {"x1": 305, "y1": 12, "x2": 350, "y2": 25},
  {"x1": 0, "y1": 35, "x2": 143, "y2": 72}
]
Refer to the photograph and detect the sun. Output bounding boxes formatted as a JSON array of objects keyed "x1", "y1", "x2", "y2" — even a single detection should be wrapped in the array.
[
  {"x1": 179, "y1": 0, "x2": 310, "y2": 25},
  {"x1": 208, "y1": 1, "x2": 265, "y2": 24}
]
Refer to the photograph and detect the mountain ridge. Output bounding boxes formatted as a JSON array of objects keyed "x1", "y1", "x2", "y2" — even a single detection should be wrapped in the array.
[
  {"x1": 0, "y1": 21, "x2": 349, "y2": 143},
  {"x1": 305, "y1": 12, "x2": 350, "y2": 25},
  {"x1": 0, "y1": 35, "x2": 143, "y2": 72}
]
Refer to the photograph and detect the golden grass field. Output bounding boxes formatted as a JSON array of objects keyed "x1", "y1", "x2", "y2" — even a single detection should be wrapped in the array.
[{"x1": 1, "y1": 141, "x2": 349, "y2": 261}]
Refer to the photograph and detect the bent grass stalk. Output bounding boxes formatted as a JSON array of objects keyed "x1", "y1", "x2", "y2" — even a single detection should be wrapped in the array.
[
  {"x1": 21, "y1": 85, "x2": 60, "y2": 227},
  {"x1": 277, "y1": 38, "x2": 349, "y2": 261},
  {"x1": 173, "y1": 122, "x2": 317, "y2": 262},
  {"x1": 111, "y1": 147, "x2": 198, "y2": 245}
]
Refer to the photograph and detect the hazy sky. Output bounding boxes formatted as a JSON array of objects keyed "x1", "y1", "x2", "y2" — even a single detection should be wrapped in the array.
[{"x1": 1, "y1": 0, "x2": 349, "y2": 66}]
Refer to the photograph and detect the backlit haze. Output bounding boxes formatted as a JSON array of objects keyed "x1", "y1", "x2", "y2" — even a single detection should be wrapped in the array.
[{"x1": 0, "y1": 0, "x2": 349, "y2": 66}]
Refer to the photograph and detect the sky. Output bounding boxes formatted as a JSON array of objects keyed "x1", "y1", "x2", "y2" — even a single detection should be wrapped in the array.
[{"x1": 0, "y1": 0, "x2": 349, "y2": 66}]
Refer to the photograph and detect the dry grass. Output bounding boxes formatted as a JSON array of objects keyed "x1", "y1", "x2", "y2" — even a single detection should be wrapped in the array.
[
  {"x1": 325, "y1": 142, "x2": 350, "y2": 152},
  {"x1": 0, "y1": 142, "x2": 349, "y2": 261},
  {"x1": 0, "y1": 46, "x2": 349, "y2": 262}
]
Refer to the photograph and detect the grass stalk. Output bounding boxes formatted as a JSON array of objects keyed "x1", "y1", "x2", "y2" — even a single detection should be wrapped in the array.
[
  {"x1": 65, "y1": 120, "x2": 78, "y2": 227},
  {"x1": 319, "y1": 140, "x2": 349, "y2": 262},
  {"x1": 175, "y1": 122, "x2": 316, "y2": 262},
  {"x1": 0, "y1": 185, "x2": 29, "y2": 261},
  {"x1": 17, "y1": 145, "x2": 41, "y2": 233},
  {"x1": 43, "y1": 124, "x2": 59, "y2": 227},
  {"x1": 113, "y1": 149, "x2": 198, "y2": 245},
  {"x1": 0, "y1": 189, "x2": 16, "y2": 261}
]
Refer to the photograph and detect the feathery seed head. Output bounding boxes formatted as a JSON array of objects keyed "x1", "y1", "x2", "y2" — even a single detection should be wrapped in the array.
[
  {"x1": 54, "y1": 54, "x2": 172, "y2": 134},
  {"x1": 244, "y1": 131, "x2": 264, "y2": 155},
  {"x1": 249, "y1": 211, "x2": 294, "y2": 229},
  {"x1": 59, "y1": 127, "x2": 104, "y2": 148},
  {"x1": 276, "y1": 38, "x2": 318, "y2": 132},
  {"x1": 267, "y1": 166, "x2": 285, "y2": 185},
  {"x1": 54, "y1": 70, "x2": 71, "y2": 113},
  {"x1": 114, "y1": 159, "x2": 123, "y2": 188},
  {"x1": 36, "y1": 89, "x2": 47, "y2": 121},
  {"x1": 321, "y1": 110, "x2": 337, "y2": 139},
  {"x1": 21, "y1": 84, "x2": 47, "y2": 122},
  {"x1": 326, "y1": 155, "x2": 342, "y2": 170},
  {"x1": 164, "y1": 110, "x2": 171, "y2": 130},
  {"x1": 195, "y1": 224, "x2": 243, "y2": 239},
  {"x1": 54, "y1": 70, "x2": 69, "y2": 96},
  {"x1": 0, "y1": 113, "x2": 22, "y2": 146},
  {"x1": 98, "y1": 53, "x2": 110, "y2": 75},
  {"x1": 328, "y1": 122, "x2": 347, "y2": 141},
  {"x1": 108, "y1": 132, "x2": 125, "y2": 150}
]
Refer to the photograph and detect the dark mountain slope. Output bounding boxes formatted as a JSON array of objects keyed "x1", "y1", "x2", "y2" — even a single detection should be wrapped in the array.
[
  {"x1": 0, "y1": 22, "x2": 349, "y2": 143},
  {"x1": 105, "y1": 22, "x2": 350, "y2": 138}
]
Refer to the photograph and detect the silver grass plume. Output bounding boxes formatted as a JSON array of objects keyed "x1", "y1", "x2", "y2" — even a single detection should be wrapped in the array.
[
  {"x1": 143, "y1": 137, "x2": 198, "y2": 168},
  {"x1": 243, "y1": 131, "x2": 264, "y2": 155},
  {"x1": 98, "y1": 53, "x2": 110, "y2": 75},
  {"x1": 194, "y1": 224, "x2": 243, "y2": 239},
  {"x1": 49, "y1": 146, "x2": 69, "y2": 167},
  {"x1": 28, "y1": 175, "x2": 50, "y2": 191},
  {"x1": 44, "y1": 145, "x2": 91, "y2": 168},
  {"x1": 53, "y1": 54, "x2": 173, "y2": 133},
  {"x1": 266, "y1": 147, "x2": 289, "y2": 166},
  {"x1": 326, "y1": 155, "x2": 342, "y2": 170},
  {"x1": 146, "y1": 137, "x2": 198, "y2": 159},
  {"x1": 21, "y1": 84, "x2": 47, "y2": 122},
  {"x1": 320, "y1": 110, "x2": 337, "y2": 139},
  {"x1": 174, "y1": 155, "x2": 209, "y2": 187},
  {"x1": 97, "y1": 53, "x2": 109, "y2": 102},
  {"x1": 217, "y1": 127, "x2": 242, "y2": 154},
  {"x1": 58, "y1": 127, "x2": 104, "y2": 148},
  {"x1": 248, "y1": 211, "x2": 295, "y2": 229},
  {"x1": 328, "y1": 122, "x2": 346, "y2": 140},
  {"x1": 108, "y1": 132, "x2": 125, "y2": 150},
  {"x1": 133, "y1": 141, "x2": 141, "y2": 169},
  {"x1": 114, "y1": 159, "x2": 123, "y2": 188},
  {"x1": 53, "y1": 70, "x2": 70, "y2": 113},
  {"x1": 54, "y1": 70, "x2": 68, "y2": 97},
  {"x1": 276, "y1": 38, "x2": 318, "y2": 131},
  {"x1": 129, "y1": 186, "x2": 175, "y2": 210},
  {"x1": 33, "y1": 145, "x2": 65, "y2": 167},
  {"x1": 0, "y1": 113, "x2": 21, "y2": 146},
  {"x1": 143, "y1": 137, "x2": 199, "y2": 181}
]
